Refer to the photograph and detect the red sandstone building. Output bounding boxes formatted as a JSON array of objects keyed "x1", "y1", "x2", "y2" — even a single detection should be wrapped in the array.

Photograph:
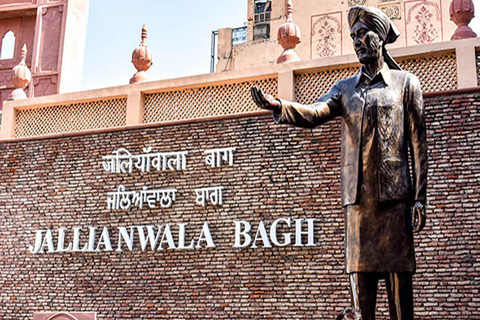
[
  {"x1": 0, "y1": 0, "x2": 88, "y2": 107},
  {"x1": 0, "y1": 0, "x2": 479, "y2": 319}
]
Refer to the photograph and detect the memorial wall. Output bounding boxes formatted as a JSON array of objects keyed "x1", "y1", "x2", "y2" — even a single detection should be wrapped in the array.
[{"x1": 0, "y1": 90, "x2": 479, "y2": 319}]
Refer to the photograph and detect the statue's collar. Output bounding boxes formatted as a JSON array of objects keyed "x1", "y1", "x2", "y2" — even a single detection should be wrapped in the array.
[{"x1": 355, "y1": 63, "x2": 392, "y2": 87}]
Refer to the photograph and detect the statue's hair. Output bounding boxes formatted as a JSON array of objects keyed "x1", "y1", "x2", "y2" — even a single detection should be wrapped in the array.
[{"x1": 336, "y1": 307, "x2": 362, "y2": 320}]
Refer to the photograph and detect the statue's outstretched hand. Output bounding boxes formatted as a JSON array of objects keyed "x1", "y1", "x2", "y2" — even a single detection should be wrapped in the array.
[
  {"x1": 412, "y1": 201, "x2": 426, "y2": 233},
  {"x1": 251, "y1": 86, "x2": 281, "y2": 112}
]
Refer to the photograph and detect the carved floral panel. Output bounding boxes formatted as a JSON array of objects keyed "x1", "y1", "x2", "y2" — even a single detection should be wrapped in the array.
[
  {"x1": 348, "y1": 0, "x2": 366, "y2": 6},
  {"x1": 404, "y1": 0, "x2": 443, "y2": 45},
  {"x1": 311, "y1": 12, "x2": 342, "y2": 59},
  {"x1": 380, "y1": 4, "x2": 402, "y2": 20}
]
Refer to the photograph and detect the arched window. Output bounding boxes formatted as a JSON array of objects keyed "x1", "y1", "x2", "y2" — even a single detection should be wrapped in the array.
[{"x1": 0, "y1": 30, "x2": 16, "y2": 60}]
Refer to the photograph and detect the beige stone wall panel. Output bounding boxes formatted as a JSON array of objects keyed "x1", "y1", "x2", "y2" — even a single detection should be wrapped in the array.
[
  {"x1": 37, "y1": 5, "x2": 63, "y2": 72},
  {"x1": 310, "y1": 11, "x2": 343, "y2": 59},
  {"x1": 216, "y1": 28, "x2": 233, "y2": 72},
  {"x1": 232, "y1": 39, "x2": 281, "y2": 70},
  {"x1": 17, "y1": 15, "x2": 37, "y2": 61},
  {"x1": 404, "y1": 0, "x2": 443, "y2": 45},
  {"x1": 0, "y1": 69, "x2": 13, "y2": 88},
  {"x1": 32, "y1": 74, "x2": 57, "y2": 96},
  {"x1": 292, "y1": 0, "x2": 345, "y2": 60}
]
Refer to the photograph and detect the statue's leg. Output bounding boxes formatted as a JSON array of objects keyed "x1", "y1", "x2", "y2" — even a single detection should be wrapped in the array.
[
  {"x1": 350, "y1": 272, "x2": 378, "y2": 320},
  {"x1": 385, "y1": 272, "x2": 414, "y2": 320}
]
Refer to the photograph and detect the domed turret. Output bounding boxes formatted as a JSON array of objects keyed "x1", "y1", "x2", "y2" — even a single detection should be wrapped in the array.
[
  {"x1": 10, "y1": 44, "x2": 31, "y2": 100},
  {"x1": 450, "y1": 0, "x2": 477, "y2": 40},
  {"x1": 277, "y1": 0, "x2": 301, "y2": 64}
]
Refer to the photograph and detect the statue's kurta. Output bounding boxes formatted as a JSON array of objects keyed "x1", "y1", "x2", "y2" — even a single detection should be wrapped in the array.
[{"x1": 274, "y1": 64, "x2": 427, "y2": 273}]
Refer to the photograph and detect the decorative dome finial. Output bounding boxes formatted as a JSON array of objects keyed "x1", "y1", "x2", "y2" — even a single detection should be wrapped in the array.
[
  {"x1": 277, "y1": 0, "x2": 301, "y2": 64},
  {"x1": 449, "y1": 0, "x2": 477, "y2": 40},
  {"x1": 141, "y1": 23, "x2": 148, "y2": 45},
  {"x1": 130, "y1": 23, "x2": 153, "y2": 84},
  {"x1": 20, "y1": 44, "x2": 27, "y2": 61},
  {"x1": 286, "y1": 0, "x2": 293, "y2": 21},
  {"x1": 9, "y1": 43, "x2": 31, "y2": 100}
]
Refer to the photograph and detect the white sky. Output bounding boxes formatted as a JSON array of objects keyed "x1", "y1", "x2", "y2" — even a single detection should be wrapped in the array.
[{"x1": 81, "y1": 0, "x2": 480, "y2": 90}]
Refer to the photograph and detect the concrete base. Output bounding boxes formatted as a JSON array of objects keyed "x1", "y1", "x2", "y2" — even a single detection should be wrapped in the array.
[
  {"x1": 451, "y1": 25, "x2": 477, "y2": 40},
  {"x1": 277, "y1": 49, "x2": 301, "y2": 64},
  {"x1": 130, "y1": 71, "x2": 149, "y2": 84},
  {"x1": 8, "y1": 88, "x2": 27, "y2": 100}
]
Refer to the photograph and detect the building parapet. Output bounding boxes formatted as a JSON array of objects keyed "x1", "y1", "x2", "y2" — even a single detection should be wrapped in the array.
[{"x1": 1, "y1": 37, "x2": 479, "y2": 140}]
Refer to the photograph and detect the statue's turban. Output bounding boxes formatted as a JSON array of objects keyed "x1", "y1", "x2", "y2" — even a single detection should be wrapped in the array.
[{"x1": 348, "y1": 6, "x2": 401, "y2": 69}]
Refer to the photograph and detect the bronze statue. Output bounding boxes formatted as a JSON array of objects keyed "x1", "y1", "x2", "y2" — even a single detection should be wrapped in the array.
[{"x1": 251, "y1": 6, "x2": 427, "y2": 320}]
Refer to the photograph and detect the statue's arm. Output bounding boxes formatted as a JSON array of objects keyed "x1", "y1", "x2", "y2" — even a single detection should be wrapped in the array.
[
  {"x1": 251, "y1": 84, "x2": 342, "y2": 128},
  {"x1": 406, "y1": 74, "x2": 428, "y2": 232}
]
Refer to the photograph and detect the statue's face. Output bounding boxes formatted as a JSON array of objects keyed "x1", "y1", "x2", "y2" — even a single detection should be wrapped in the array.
[{"x1": 350, "y1": 21, "x2": 383, "y2": 65}]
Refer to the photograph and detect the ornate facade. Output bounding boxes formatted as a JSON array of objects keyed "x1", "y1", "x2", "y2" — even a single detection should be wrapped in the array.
[
  {"x1": 0, "y1": 0, "x2": 89, "y2": 109},
  {"x1": 216, "y1": 0, "x2": 458, "y2": 72}
]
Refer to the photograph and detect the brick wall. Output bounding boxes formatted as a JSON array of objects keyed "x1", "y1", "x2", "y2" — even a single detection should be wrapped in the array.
[{"x1": 0, "y1": 90, "x2": 478, "y2": 320}]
